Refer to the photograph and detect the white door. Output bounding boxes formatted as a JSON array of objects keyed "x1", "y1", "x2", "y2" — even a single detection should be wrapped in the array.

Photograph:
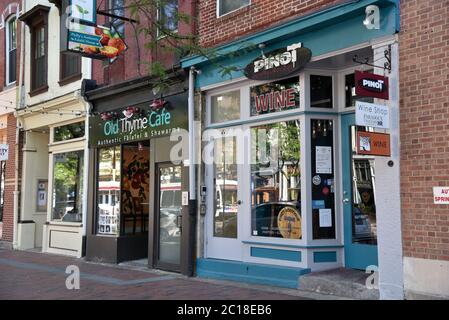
[{"x1": 205, "y1": 127, "x2": 248, "y2": 261}]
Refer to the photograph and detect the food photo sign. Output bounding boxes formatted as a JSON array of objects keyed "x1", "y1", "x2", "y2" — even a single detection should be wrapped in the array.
[{"x1": 67, "y1": 23, "x2": 127, "y2": 62}]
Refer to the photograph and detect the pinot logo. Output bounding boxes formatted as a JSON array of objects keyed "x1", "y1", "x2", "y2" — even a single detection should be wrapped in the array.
[{"x1": 360, "y1": 78, "x2": 386, "y2": 93}]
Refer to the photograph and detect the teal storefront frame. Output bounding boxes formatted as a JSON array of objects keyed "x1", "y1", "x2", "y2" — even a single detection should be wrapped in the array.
[
  {"x1": 183, "y1": 0, "x2": 400, "y2": 288},
  {"x1": 182, "y1": 0, "x2": 399, "y2": 88}
]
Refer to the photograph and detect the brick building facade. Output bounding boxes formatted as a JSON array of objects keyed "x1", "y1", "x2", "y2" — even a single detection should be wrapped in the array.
[
  {"x1": 399, "y1": 0, "x2": 449, "y2": 298},
  {"x1": 0, "y1": 0, "x2": 21, "y2": 248},
  {"x1": 198, "y1": 0, "x2": 340, "y2": 47}
]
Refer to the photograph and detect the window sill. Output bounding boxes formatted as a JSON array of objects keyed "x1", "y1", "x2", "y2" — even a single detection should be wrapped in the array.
[
  {"x1": 3, "y1": 81, "x2": 17, "y2": 90},
  {"x1": 58, "y1": 73, "x2": 82, "y2": 87},
  {"x1": 29, "y1": 85, "x2": 49, "y2": 97},
  {"x1": 47, "y1": 221, "x2": 83, "y2": 227}
]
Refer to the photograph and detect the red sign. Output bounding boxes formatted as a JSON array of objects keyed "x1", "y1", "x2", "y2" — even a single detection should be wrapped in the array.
[
  {"x1": 356, "y1": 131, "x2": 391, "y2": 156},
  {"x1": 355, "y1": 71, "x2": 389, "y2": 100}
]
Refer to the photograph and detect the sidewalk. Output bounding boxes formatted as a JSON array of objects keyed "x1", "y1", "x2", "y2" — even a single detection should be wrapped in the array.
[{"x1": 0, "y1": 249, "x2": 336, "y2": 300}]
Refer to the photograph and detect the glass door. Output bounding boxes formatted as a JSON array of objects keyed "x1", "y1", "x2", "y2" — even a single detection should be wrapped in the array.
[
  {"x1": 155, "y1": 163, "x2": 182, "y2": 271},
  {"x1": 206, "y1": 128, "x2": 246, "y2": 261},
  {"x1": 341, "y1": 113, "x2": 378, "y2": 270}
]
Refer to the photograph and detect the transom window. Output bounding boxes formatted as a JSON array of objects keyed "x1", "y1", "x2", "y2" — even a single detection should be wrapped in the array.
[{"x1": 53, "y1": 121, "x2": 85, "y2": 142}]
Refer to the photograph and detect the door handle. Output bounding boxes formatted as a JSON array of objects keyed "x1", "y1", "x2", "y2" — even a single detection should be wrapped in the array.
[
  {"x1": 237, "y1": 200, "x2": 242, "y2": 205},
  {"x1": 342, "y1": 198, "x2": 350, "y2": 204}
]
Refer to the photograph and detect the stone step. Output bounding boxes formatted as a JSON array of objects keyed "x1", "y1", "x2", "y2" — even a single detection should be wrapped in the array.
[
  {"x1": 197, "y1": 258, "x2": 311, "y2": 289},
  {"x1": 298, "y1": 267, "x2": 379, "y2": 300}
]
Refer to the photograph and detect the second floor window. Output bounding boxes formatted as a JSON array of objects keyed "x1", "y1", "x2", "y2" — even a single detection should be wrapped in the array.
[
  {"x1": 110, "y1": 0, "x2": 125, "y2": 36},
  {"x1": 60, "y1": 53, "x2": 81, "y2": 82},
  {"x1": 6, "y1": 16, "x2": 17, "y2": 85},
  {"x1": 32, "y1": 24, "x2": 47, "y2": 91},
  {"x1": 157, "y1": 0, "x2": 178, "y2": 38},
  {"x1": 218, "y1": 0, "x2": 250, "y2": 17}
]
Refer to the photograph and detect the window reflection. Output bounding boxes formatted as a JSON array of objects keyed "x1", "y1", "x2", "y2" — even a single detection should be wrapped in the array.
[
  {"x1": 121, "y1": 142, "x2": 150, "y2": 235},
  {"x1": 52, "y1": 151, "x2": 84, "y2": 222},
  {"x1": 251, "y1": 121, "x2": 302, "y2": 239},
  {"x1": 351, "y1": 126, "x2": 377, "y2": 244},
  {"x1": 214, "y1": 136, "x2": 238, "y2": 238},
  {"x1": 211, "y1": 90, "x2": 240, "y2": 123},
  {"x1": 97, "y1": 146, "x2": 120, "y2": 235}
]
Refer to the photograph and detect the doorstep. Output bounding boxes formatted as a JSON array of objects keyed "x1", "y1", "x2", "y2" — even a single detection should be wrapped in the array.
[
  {"x1": 298, "y1": 267, "x2": 379, "y2": 300},
  {"x1": 196, "y1": 258, "x2": 311, "y2": 289}
]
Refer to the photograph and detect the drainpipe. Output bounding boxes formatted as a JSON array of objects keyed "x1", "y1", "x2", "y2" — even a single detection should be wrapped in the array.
[
  {"x1": 188, "y1": 67, "x2": 196, "y2": 201},
  {"x1": 81, "y1": 59, "x2": 92, "y2": 245}
]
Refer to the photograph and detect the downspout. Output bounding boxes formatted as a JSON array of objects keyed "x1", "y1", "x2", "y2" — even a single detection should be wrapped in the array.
[
  {"x1": 13, "y1": 0, "x2": 26, "y2": 249},
  {"x1": 188, "y1": 67, "x2": 196, "y2": 201},
  {"x1": 81, "y1": 58, "x2": 92, "y2": 249}
]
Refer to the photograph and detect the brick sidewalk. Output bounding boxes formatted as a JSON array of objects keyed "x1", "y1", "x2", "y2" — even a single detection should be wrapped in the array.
[{"x1": 0, "y1": 249, "x2": 314, "y2": 300}]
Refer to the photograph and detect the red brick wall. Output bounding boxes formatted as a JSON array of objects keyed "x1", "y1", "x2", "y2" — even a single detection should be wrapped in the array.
[
  {"x1": 92, "y1": 0, "x2": 196, "y2": 86},
  {"x1": 198, "y1": 0, "x2": 340, "y2": 48},
  {"x1": 0, "y1": 114, "x2": 19, "y2": 242},
  {"x1": 400, "y1": 0, "x2": 449, "y2": 261}
]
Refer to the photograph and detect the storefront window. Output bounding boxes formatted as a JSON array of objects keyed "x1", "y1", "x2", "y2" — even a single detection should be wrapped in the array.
[
  {"x1": 310, "y1": 75, "x2": 333, "y2": 108},
  {"x1": 214, "y1": 136, "x2": 238, "y2": 238},
  {"x1": 52, "y1": 151, "x2": 84, "y2": 222},
  {"x1": 54, "y1": 121, "x2": 85, "y2": 142},
  {"x1": 121, "y1": 142, "x2": 150, "y2": 235},
  {"x1": 345, "y1": 72, "x2": 374, "y2": 107},
  {"x1": 310, "y1": 119, "x2": 336, "y2": 239},
  {"x1": 250, "y1": 77, "x2": 300, "y2": 116},
  {"x1": 211, "y1": 90, "x2": 240, "y2": 123},
  {"x1": 351, "y1": 126, "x2": 377, "y2": 244},
  {"x1": 97, "y1": 146, "x2": 121, "y2": 235},
  {"x1": 251, "y1": 121, "x2": 302, "y2": 239}
]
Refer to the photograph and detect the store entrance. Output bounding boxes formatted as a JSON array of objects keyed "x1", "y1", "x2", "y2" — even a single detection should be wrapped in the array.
[
  {"x1": 154, "y1": 163, "x2": 183, "y2": 271},
  {"x1": 341, "y1": 113, "x2": 378, "y2": 270}
]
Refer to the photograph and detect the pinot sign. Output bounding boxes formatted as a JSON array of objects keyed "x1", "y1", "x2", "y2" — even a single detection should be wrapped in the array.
[
  {"x1": 244, "y1": 43, "x2": 312, "y2": 81},
  {"x1": 355, "y1": 70, "x2": 389, "y2": 100}
]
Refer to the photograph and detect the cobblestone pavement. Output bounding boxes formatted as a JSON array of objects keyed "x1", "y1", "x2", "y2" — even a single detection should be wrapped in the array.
[{"x1": 0, "y1": 249, "x2": 320, "y2": 300}]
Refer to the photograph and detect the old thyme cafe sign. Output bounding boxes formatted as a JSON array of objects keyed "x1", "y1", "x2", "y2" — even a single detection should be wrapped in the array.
[
  {"x1": 244, "y1": 42, "x2": 312, "y2": 81},
  {"x1": 90, "y1": 98, "x2": 188, "y2": 147}
]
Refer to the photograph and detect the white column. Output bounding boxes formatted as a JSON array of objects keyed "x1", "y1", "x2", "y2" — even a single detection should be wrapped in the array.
[{"x1": 372, "y1": 38, "x2": 404, "y2": 299}]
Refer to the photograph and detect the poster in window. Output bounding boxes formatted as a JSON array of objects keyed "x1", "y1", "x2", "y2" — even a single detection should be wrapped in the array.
[{"x1": 316, "y1": 146, "x2": 332, "y2": 174}]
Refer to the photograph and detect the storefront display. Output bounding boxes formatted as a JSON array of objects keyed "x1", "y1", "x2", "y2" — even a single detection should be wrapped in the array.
[
  {"x1": 310, "y1": 119, "x2": 335, "y2": 239},
  {"x1": 52, "y1": 150, "x2": 84, "y2": 222},
  {"x1": 251, "y1": 120, "x2": 301, "y2": 239}
]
